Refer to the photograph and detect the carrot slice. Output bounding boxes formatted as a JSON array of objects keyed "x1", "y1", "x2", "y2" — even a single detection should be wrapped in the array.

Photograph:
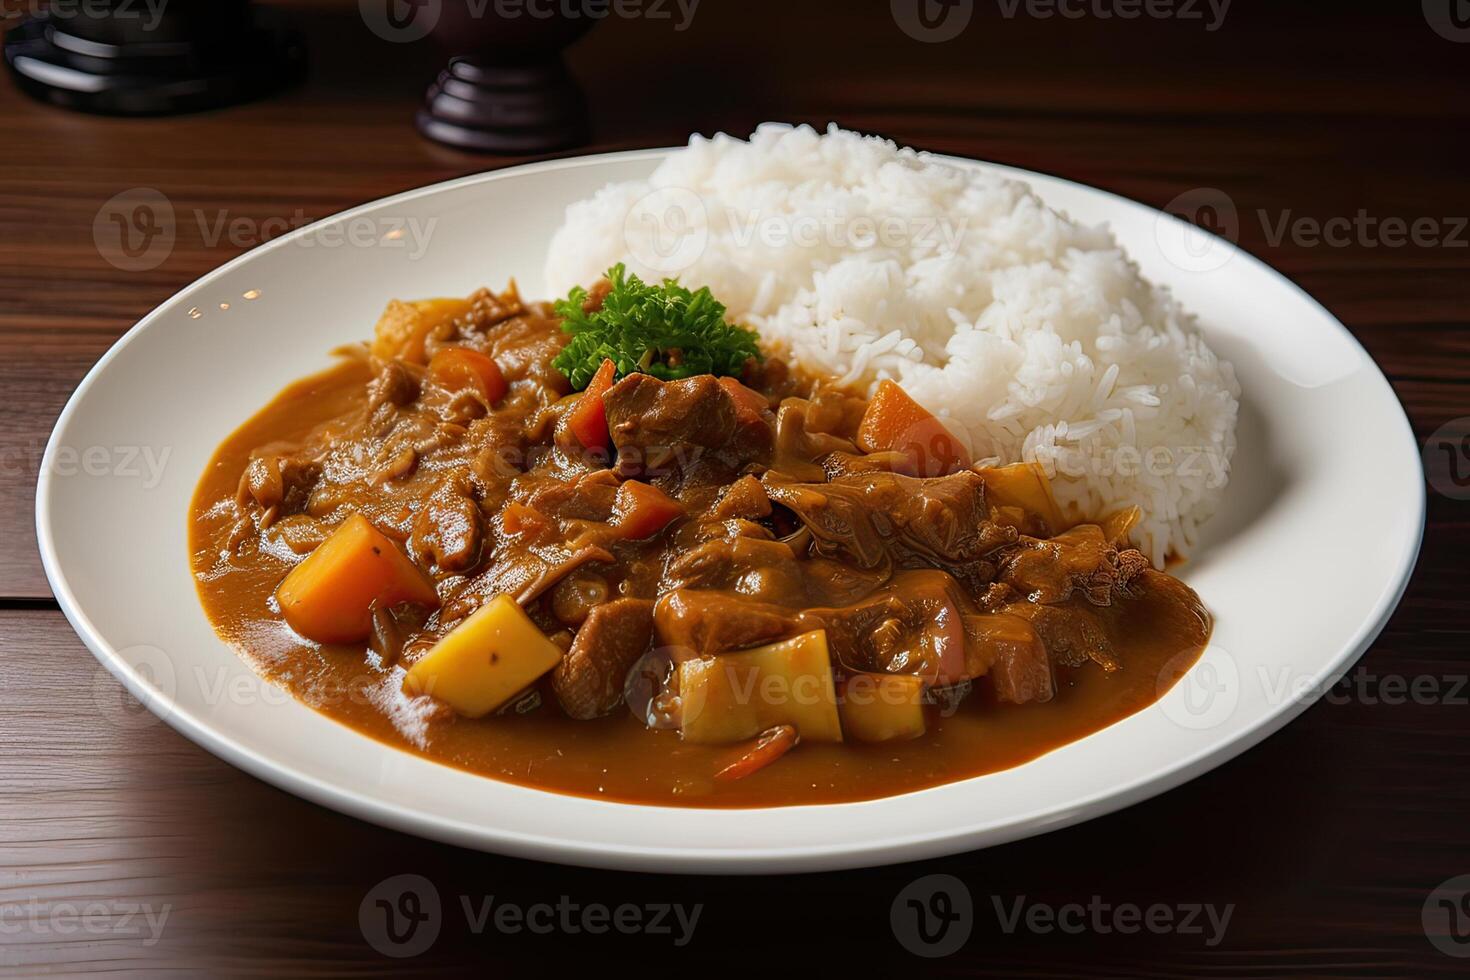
[
  {"x1": 427, "y1": 347, "x2": 507, "y2": 405},
  {"x1": 568, "y1": 358, "x2": 616, "y2": 452},
  {"x1": 501, "y1": 502, "x2": 550, "y2": 538},
  {"x1": 275, "y1": 513, "x2": 439, "y2": 644},
  {"x1": 718, "y1": 376, "x2": 770, "y2": 424},
  {"x1": 714, "y1": 725, "x2": 800, "y2": 782},
  {"x1": 856, "y1": 379, "x2": 972, "y2": 477},
  {"x1": 611, "y1": 480, "x2": 684, "y2": 539}
]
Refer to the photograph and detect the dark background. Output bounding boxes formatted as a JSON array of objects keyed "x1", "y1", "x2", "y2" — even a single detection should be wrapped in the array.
[{"x1": 2, "y1": 0, "x2": 1467, "y2": 974}]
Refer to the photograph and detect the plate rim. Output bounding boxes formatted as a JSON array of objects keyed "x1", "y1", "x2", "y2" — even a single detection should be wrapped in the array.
[{"x1": 35, "y1": 146, "x2": 1427, "y2": 873}]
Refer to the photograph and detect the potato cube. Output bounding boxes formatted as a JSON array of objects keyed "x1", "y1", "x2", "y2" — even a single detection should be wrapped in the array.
[
  {"x1": 403, "y1": 595, "x2": 563, "y2": 718},
  {"x1": 839, "y1": 674, "x2": 927, "y2": 742},
  {"x1": 678, "y1": 630, "x2": 843, "y2": 744},
  {"x1": 370, "y1": 298, "x2": 472, "y2": 364},
  {"x1": 977, "y1": 462, "x2": 1067, "y2": 534}
]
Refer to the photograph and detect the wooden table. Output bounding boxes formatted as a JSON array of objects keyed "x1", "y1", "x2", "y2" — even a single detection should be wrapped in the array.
[{"x1": 3, "y1": 1, "x2": 1467, "y2": 974}]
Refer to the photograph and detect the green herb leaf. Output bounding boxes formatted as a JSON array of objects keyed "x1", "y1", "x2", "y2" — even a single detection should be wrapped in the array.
[{"x1": 552, "y1": 264, "x2": 762, "y2": 391}]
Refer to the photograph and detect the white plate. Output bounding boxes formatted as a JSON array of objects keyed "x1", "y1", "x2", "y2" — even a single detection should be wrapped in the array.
[{"x1": 37, "y1": 149, "x2": 1423, "y2": 873}]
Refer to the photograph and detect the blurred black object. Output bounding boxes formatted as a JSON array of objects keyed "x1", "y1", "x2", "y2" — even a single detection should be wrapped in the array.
[
  {"x1": 2, "y1": 0, "x2": 305, "y2": 116},
  {"x1": 412, "y1": 2, "x2": 596, "y2": 153}
]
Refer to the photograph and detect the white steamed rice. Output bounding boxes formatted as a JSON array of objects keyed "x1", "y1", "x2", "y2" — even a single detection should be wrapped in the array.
[{"x1": 544, "y1": 123, "x2": 1240, "y2": 566}]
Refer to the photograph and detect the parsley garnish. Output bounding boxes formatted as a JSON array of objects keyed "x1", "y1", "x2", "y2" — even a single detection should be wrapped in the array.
[{"x1": 552, "y1": 264, "x2": 762, "y2": 391}]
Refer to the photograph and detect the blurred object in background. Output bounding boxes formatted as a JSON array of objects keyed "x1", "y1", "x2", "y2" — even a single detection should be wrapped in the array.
[
  {"x1": 409, "y1": 1, "x2": 596, "y2": 153},
  {"x1": 2, "y1": 0, "x2": 305, "y2": 115}
]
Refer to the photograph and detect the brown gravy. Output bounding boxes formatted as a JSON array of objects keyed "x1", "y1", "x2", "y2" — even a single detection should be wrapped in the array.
[{"x1": 190, "y1": 358, "x2": 1209, "y2": 808}]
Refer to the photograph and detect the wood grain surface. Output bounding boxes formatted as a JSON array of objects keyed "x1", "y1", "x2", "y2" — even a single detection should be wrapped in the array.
[{"x1": 2, "y1": 0, "x2": 1467, "y2": 974}]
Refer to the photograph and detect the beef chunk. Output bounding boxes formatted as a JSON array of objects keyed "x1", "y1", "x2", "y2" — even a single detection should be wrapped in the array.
[
  {"x1": 1001, "y1": 600, "x2": 1120, "y2": 673},
  {"x1": 552, "y1": 598, "x2": 654, "y2": 719},
  {"x1": 603, "y1": 373, "x2": 773, "y2": 484},
  {"x1": 512, "y1": 472, "x2": 617, "y2": 524},
  {"x1": 710, "y1": 475, "x2": 771, "y2": 522},
  {"x1": 482, "y1": 311, "x2": 568, "y2": 397},
  {"x1": 998, "y1": 524, "x2": 1150, "y2": 606},
  {"x1": 457, "y1": 285, "x2": 525, "y2": 334},
  {"x1": 238, "y1": 453, "x2": 321, "y2": 515},
  {"x1": 961, "y1": 612, "x2": 1054, "y2": 703},
  {"x1": 653, "y1": 589, "x2": 800, "y2": 658},
  {"x1": 441, "y1": 543, "x2": 615, "y2": 622},
  {"x1": 367, "y1": 361, "x2": 419, "y2": 412},
  {"x1": 410, "y1": 476, "x2": 484, "y2": 573},
  {"x1": 662, "y1": 534, "x2": 804, "y2": 602},
  {"x1": 797, "y1": 569, "x2": 971, "y2": 684},
  {"x1": 762, "y1": 470, "x2": 1013, "y2": 584}
]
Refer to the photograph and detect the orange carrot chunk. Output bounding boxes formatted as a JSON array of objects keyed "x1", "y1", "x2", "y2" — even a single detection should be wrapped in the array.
[
  {"x1": 718, "y1": 376, "x2": 770, "y2": 424},
  {"x1": 500, "y1": 502, "x2": 550, "y2": 538},
  {"x1": 611, "y1": 480, "x2": 684, "y2": 539},
  {"x1": 568, "y1": 358, "x2": 617, "y2": 452},
  {"x1": 427, "y1": 347, "x2": 507, "y2": 405},
  {"x1": 275, "y1": 513, "x2": 439, "y2": 644},
  {"x1": 856, "y1": 379, "x2": 972, "y2": 477}
]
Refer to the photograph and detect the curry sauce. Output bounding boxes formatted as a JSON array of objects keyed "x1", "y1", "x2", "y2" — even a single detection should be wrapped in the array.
[{"x1": 189, "y1": 283, "x2": 1210, "y2": 807}]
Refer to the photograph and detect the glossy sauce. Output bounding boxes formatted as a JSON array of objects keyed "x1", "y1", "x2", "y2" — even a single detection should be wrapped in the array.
[{"x1": 191, "y1": 358, "x2": 1210, "y2": 807}]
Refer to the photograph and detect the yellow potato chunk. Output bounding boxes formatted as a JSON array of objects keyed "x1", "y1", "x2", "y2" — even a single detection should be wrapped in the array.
[
  {"x1": 839, "y1": 674, "x2": 927, "y2": 743},
  {"x1": 403, "y1": 595, "x2": 563, "y2": 718},
  {"x1": 977, "y1": 462, "x2": 1067, "y2": 534},
  {"x1": 370, "y1": 297, "x2": 472, "y2": 364},
  {"x1": 678, "y1": 630, "x2": 843, "y2": 744}
]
